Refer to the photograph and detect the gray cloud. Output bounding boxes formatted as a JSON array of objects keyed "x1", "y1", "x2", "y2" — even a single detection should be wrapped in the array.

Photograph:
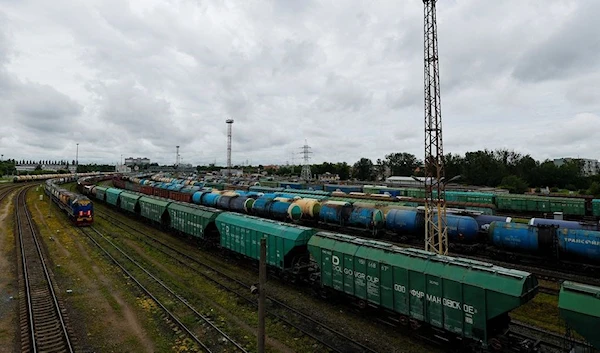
[
  {"x1": 512, "y1": 1, "x2": 600, "y2": 83},
  {"x1": 0, "y1": 1, "x2": 599, "y2": 166}
]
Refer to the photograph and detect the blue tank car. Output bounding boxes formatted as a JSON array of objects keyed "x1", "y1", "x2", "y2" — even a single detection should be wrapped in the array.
[
  {"x1": 319, "y1": 202, "x2": 352, "y2": 225},
  {"x1": 347, "y1": 207, "x2": 384, "y2": 230},
  {"x1": 443, "y1": 215, "x2": 479, "y2": 242},
  {"x1": 252, "y1": 197, "x2": 274, "y2": 218},
  {"x1": 473, "y1": 215, "x2": 512, "y2": 233},
  {"x1": 385, "y1": 209, "x2": 424, "y2": 234},
  {"x1": 200, "y1": 193, "x2": 221, "y2": 207},
  {"x1": 489, "y1": 222, "x2": 540, "y2": 252},
  {"x1": 270, "y1": 201, "x2": 302, "y2": 221},
  {"x1": 529, "y1": 218, "x2": 598, "y2": 231},
  {"x1": 192, "y1": 191, "x2": 209, "y2": 205},
  {"x1": 229, "y1": 196, "x2": 254, "y2": 213},
  {"x1": 217, "y1": 195, "x2": 235, "y2": 210},
  {"x1": 557, "y1": 229, "x2": 600, "y2": 262}
]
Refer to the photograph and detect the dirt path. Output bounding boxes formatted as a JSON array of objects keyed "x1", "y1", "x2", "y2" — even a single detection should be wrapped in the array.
[{"x1": 0, "y1": 193, "x2": 16, "y2": 353}]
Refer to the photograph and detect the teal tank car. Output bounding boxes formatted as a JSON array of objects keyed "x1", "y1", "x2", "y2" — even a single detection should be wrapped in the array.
[{"x1": 307, "y1": 232, "x2": 538, "y2": 349}]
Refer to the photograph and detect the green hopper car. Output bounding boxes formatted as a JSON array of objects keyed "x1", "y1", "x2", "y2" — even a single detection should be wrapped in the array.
[
  {"x1": 94, "y1": 186, "x2": 108, "y2": 202},
  {"x1": 138, "y1": 196, "x2": 171, "y2": 224},
  {"x1": 119, "y1": 191, "x2": 141, "y2": 213},
  {"x1": 215, "y1": 213, "x2": 317, "y2": 271},
  {"x1": 559, "y1": 281, "x2": 600, "y2": 350},
  {"x1": 307, "y1": 232, "x2": 538, "y2": 348},
  {"x1": 105, "y1": 188, "x2": 123, "y2": 207},
  {"x1": 167, "y1": 202, "x2": 222, "y2": 241}
]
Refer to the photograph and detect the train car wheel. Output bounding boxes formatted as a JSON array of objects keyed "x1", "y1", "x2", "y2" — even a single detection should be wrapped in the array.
[{"x1": 489, "y1": 338, "x2": 502, "y2": 351}]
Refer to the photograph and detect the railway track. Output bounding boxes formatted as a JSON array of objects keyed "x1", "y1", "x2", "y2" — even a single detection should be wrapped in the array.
[
  {"x1": 15, "y1": 186, "x2": 76, "y2": 353},
  {"x1": 90, "y1": 180, "x2": 600, "y2": 290},
  {"x1": 82, "y1": 184, "x2": 598, "y2": 352},
  {"x1": 510, "y1": 320, "x2": 596, "y2": 353},
  {"x1": 79, "y1": 225, "x2": 249, "y2": 353},
  {"x1": 93, "y1": 208, "x2": 382, "y2": 353}
]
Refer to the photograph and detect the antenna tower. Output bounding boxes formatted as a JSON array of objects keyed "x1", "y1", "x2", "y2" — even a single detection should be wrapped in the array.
[
  {"x1": 226, "y1": 119, "x2": 234, "y2": 180},
  {"x1": 300, "y1": 140, "x2": 312, "y2": 181},
  {"x1": 423, "y1": 0, "x2": 447, "y2": 255},
  {"x1": 176, "y1": 146, "x2": 180, "y2": 167}
]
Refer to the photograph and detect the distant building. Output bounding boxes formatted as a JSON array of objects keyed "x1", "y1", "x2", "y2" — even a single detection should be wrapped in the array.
[
  {"x1": 318, "y1": 172, "x2": 340, "y2": 181},
  {"x1": 16, "y1": 163, "x2": 70, "y2": 172},
  {"x1": 124, "y1": 157, "x2": 151, "y2": 166},
  {"x1": 553, "y1": 158, "x2": 600, "y2": 176},
  {"x1": 116, "y1": 164, "x2": 132, "y2": 173},
  {"x1": 220, "y1": 169, "x2": 243, "y2": 177}
]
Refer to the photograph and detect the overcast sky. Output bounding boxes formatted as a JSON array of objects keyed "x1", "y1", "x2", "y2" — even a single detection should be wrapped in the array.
[{"x1": 1, "y1": 0, "x2": 599, "y2": 166}]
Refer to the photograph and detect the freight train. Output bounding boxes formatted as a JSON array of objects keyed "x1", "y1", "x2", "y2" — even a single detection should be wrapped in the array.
[
  {"x1": 163, "y1": 175, "x2": 600, "y2": 220},
  {"x1": 83, "y1": 183, "x2": 541, "y2": 351},
  {"x1": 13, "y1": 172, "x2": 100, "y2": 183},
  {"x1": 81, "y1": 177, "x2": 600, "y2": 352},
  {"x1": 109, "y1": 176, "x2": 600, "y2": 267},
  {"x1": 44, "y1": 177, "x2": 94, "y2": 226}
]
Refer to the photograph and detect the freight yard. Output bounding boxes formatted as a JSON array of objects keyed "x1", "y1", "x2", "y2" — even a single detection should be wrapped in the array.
[{"x1": 2, "y1": 1, "x2": 600, "y2": 353}]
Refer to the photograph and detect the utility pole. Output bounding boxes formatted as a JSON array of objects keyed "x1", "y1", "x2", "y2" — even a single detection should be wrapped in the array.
[
  {"x1": 76, "y1": 143, "x2": 79, "y2": 175},
  {"x1": 226, "y1": 119, "x2": 234, "y2": 182},
  {"x1": 258, "y1": 238, "x2": 266, "y2": 353},
  {"x1": 423, "y1": 0, "x2": 447, "y2": 255},
  {"x1": 300, "y1": 140, "x2": 312, "y2": 181}
]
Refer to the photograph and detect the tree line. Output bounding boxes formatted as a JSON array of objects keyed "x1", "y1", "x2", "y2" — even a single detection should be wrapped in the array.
[{"x1": 270, "y1": 149, "x2": 600, "y2": 196}]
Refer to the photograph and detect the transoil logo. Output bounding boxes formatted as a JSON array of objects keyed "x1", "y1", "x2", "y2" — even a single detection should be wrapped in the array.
[{"x1": 565, "y1": 238, "x2": 600, "y2": 246}]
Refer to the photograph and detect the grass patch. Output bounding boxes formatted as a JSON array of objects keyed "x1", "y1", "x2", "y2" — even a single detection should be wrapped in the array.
[
  {"x1": 26, "y1": 187, "x2": 178, "y2": 352},
  {"x1": 0, "y1": 192, "x2": 17, "y2": 352},
  {"x1": 93, "y1": 201, "x2": 440, "y2": 353},
  {"x1": 511, "y1": 293, "x2": 563, "y2": 333}
]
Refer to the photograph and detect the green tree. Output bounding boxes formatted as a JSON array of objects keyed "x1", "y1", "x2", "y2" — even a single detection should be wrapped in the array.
[
  {"x1": 462, "y1": 150, "x2": 506, "y2": 186},
  {"x1": 352, "y1": 158, "x2": 374, "y2": 181},
  {"x1": 385, "y1": 152, "x2": 420, "y2": 176},
  {"x1": 587, "y1": 182, "x2": 600, "y2": 197},
  {"x1": 334, "y1": 162, "x2": 351, "y2": 180},
  {"x1": 444, "y1": 153, "x2": 464, "y2": 180}
]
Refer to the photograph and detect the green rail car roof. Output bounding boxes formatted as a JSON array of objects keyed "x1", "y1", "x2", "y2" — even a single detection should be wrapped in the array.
[
  {"x1": 105, "y1": 188, "x2": 123, "y2": 206},
  {"x1": 167, "y1": 202, "x2": 222, "y2": 239},
  {"x1": 94, "y1": 186, "x2": 108, "y2": 201},
  {"x1": 119, "y1": 191, "x2": 141, "y2": 213},
  {"x1": 559, "y1": 281, "x2": 600, "y2": 349},
  {"x1": 138, "y1": 196, "x2": 171, "y2": 223},
  {"x1": 308, "y1": 232, "x2": 538, "y2": 346},
  {"x1": 215, "y1": 213, "x2": 317, "y2": 270}
]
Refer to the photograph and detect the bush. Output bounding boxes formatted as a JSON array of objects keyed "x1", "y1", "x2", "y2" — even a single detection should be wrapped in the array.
[
  {"x1": 550, "y1": 187, "x2": 559, "y2": 193},
  {"x1": 565, "y1": 184, "x2": 577, "y2": 191},
  {"x1": 500, "y1": 175, "x2": 529, "y2": 194},
  {"x1": 587, "y1": 182, "x2": 600, "y2": 197},
  {"x1": 534, "y1": 187, "x2": 541, "y2": 193}
]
